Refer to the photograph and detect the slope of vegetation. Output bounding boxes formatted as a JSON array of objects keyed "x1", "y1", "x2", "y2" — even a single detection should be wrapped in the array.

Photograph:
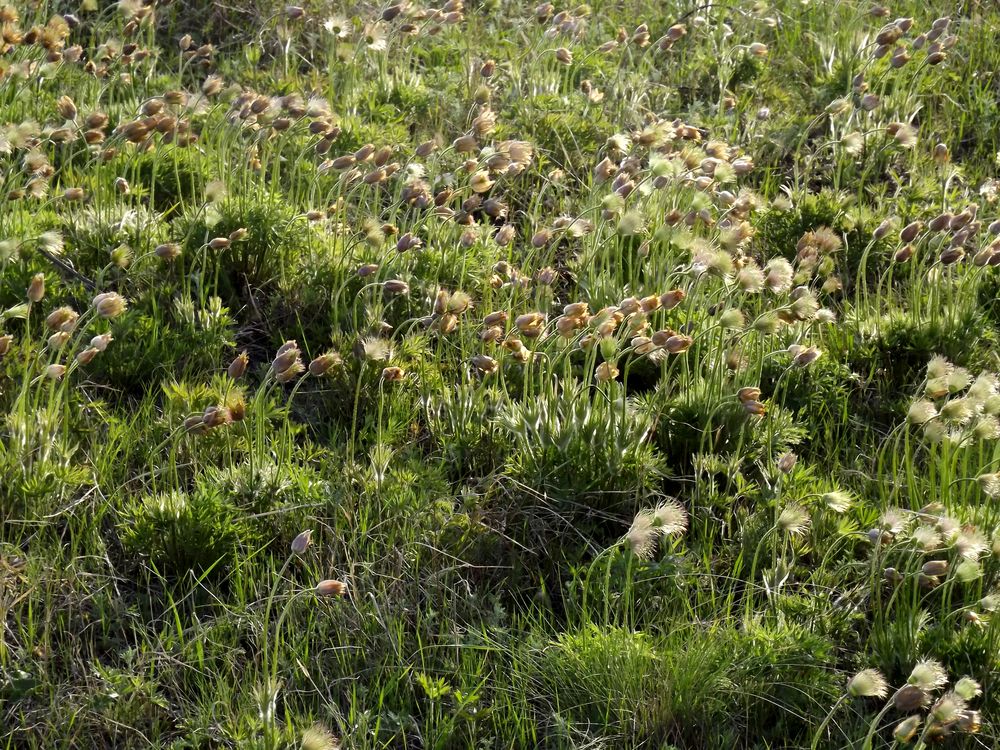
[{"x1": 2, "y1": 0, "x2": 1000, "y2": 747}]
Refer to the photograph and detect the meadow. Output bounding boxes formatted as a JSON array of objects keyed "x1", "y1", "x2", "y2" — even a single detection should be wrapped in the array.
[{"x1": 1, "y1": 0, "x2": 999, "y2": 747}]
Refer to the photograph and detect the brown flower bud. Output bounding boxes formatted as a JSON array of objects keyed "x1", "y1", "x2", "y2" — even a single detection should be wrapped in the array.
[
  {"x1": 315, "y1": 579, "x2": 347, "y2": 597},
  {"x1": 27, "y1": 273, "x2": 45, "y2": 303},
  {"x1": 155, "y1": 242, "x2": 182, "y2": 261},
  {"x1": 291, "y1": 529, "x2": 312, "y2": 554},
  {"x1": 76, "y1": 346, "x2": 99, "y2": 365},
  {"x1": 381, "y1": 366, "x2": 405, "y2": 382},
  {"x1": 228, "y1": 352, "x2": 249, "y2": 379},
  {"x1": 93, "y1": 292, "x2": 127, "y2": 318},
  {"x1": 308, "y1": 352, "x2": 342, "y2": 376}
]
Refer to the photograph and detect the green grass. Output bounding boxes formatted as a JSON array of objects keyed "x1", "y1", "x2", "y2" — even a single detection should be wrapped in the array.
[{"x1": 2, "y1": 0, "x2": 1000, "y2": 748}]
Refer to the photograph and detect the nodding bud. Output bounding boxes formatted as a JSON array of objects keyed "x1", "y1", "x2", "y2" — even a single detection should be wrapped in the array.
[
  {"x1": 208, "y1": 237, "x2": 230, "y2": 250},
  {"x1": 471, "y1": 354, "x2": 498, "y2": 374},
  {"x1": 928, "y1": 213, "x2": 952, "y2": 232},
  {"x1": 883, "y1": 567, "x2": 903, "y2": 584},
  {"x1": 894, "y1": 685, "x2": 929, "y2": 712},
  {"x1": 480, "y1": 59, "x2": 496, "y2": 77},
  {"x1": 737, "y1": 386, "x2": 761, "y2": 403},
  {"x1": 356, "y1": 263, "x2": 379, "y2": 277},
  {"x1": 308, "y1": 352, "x2": 342, "y2": 376},
  {"x1": 659, "y1": 289, "x2": 686, "y2": 309},
  {"x1": 315, "y1": 579, "x2": 347, "y2": 597},
  {"x1": 228, "y1": 352, "x2": 249, "y2": 379},
  {"x1": 742, "y1": 400, "x2": 766, "y2": 416},
  {"x1": 531, "y1": 229, "x2": 552, "y2": 247},
  {"x1": 748, "y1": 42, "x2": 768, "y2": 57},
  {"x1": 777, "y1": 452, "x2": 797, "y2": 473},
  {"x1": 76, "y1": 346, "x2": 99, "y2": 365},
  {"x1": 921, "y1": 560, "x2": 949, "y2": 577},
  {"x1": 155, "y1": 242, "x2": 182, "y2": 261},
  {"x1": 893, "y1": 716, "x2": 921, "y2": 744},
  {"x1": 285, "y1": 5, "x2": 305, "y2": 19},
  {"x1": 93, "y1": 292, "x2": 127, "y2": 318},
  {"x1": 272, "y1": 342, "x2": 302, "y2": 374},
  {"x1": 63, "y1": 187, "x2": 85, "y2": 201},
  {"x1": 515, "y1": 312, "x2": 545, "y2": 337},
  {"x1": 115, "y1": 177, "x2": 130, "y2": 194},
  {"x1": 382, "y1": 279, "x2": 409, "y2": 295},
  {"x1": 229, "y1": 228, "x2": 249, "y2": 242},
  {"x1": 291, "y1": 529, "x2": 312, "y2": 554},
  {"x1": 27, "y1": 273, "x2": 45, "y2": 303},
  {"x1": 202, "y1": 405, "x2": 231, "y2": 428},
  {"x1": 47, "y1": 331, "x2": 71, "y2": 350},
  {"x1": 894, "y1": 244, "x2": 915, "y2": 262},
  {"x1": 0, "y1": 334, "x2": 12, "y2": 357},
  {"x1": 899, "y1": 221, "x2": 923, "y2": 243},
  {"x1": 396, "y1": 232, "x2": 421, "y2": 252},
  {"x1": 46, "y1": 306, "x2": 79, "y2": 331},
  {"x1": 595, "y1": 361, "x2": 619, "y2": 382},
  {"x1": 56, "y1": 95, "x2": 78, "y2": 120},
  {"x1": 483, "y1": 311, "x2": 508, "y2": 327},
  {"x1": 415, "y1": 140, "x2": 436, "y2": 157},
  {"x1": 45, "y1": 364, "x2": 67, "y2": 380},
  {"x1": 227, "y1": 396, "x2": 246, "y2": 422},
  {"x1": 452, "y1": 134, "x2": 478, "y2": 152},
  {"x1": 91, "y1": 333, "x2": 113, "y2": 351},
  {"x1": 664, "y1": 335, "x2": 693, "y2": 354},
  {"x1": 381, "y1": 366, "x2": 404, "y2": 382},
  {"x1": 554, "y1": 47, "x2": 573, "y2": 65},
  {"x1": 873, "y1": 218, "x2": 894, "y2": 240}
]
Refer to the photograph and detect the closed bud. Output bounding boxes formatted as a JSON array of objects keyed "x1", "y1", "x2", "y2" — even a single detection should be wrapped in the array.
[
  {"x1": 45, "y1": 363, "x2": 67, "y2": 380},
  {"x1": 291, "y1": 529, "x2": 312, "y2": 554},
  {"x1": 315, "y1": 579, "x2": 347, "y2": 597},
  {"x1": 777, "y1": 451, "x2": 797, "y2": 473},
  {"x1": 381, "y1": 366, "x2": 405, "y2": 382},
  {"x1": 483, "y1": 311, "x2": 508, "y2": 327},
  {"x1": 893, "y1": 716, "x2": 921, "y2": 744},
  {"x1": 921, "y1": 559, "x2": 948, "y2": 577},
  {"x1": 27, "y1": 273, "x2": 45, "y2": 303},
  {"x1": 892, "y1": 685, "x2": 928, "y2": 713},
  {"x1": 63, "y1": 185, "x2": 86, "y2": 201},
  {"x1": 659, "y1": 289, "x2": 686, "y2": 309},
  {"x1": 93, "y1": 292, "x2": 127, "y2": 318},
  {"x1": 45, "y1": 306, "x2": 78, "y2": 331},
  {"x1": 202, "y1": 405, "x2": 231, "y2": 428},
  {"x1": 900, "y1": 221, "x2": 923, "y2": 243},
  {"x1": 47, "y1": 331, "x2": 71, "y2": 350},
  {"x1": 56, "y1": 95, "x2": 77, "y2": 120},
  {"x1": 76, "y1": 346, "x2": 99, "y2": 365},
  {"x1": 228, "y1": 351, "x2": 249, "y2": 379},
  {"x1": 208, "y1": 237, "x2": 230, "y2": 250},
  {"x1": 664, "y1": 334, "x2": 692, "y2": 354},
  {"x1": 471, "y1": 354, "x2": 498, "y2": 374},
  {"x1": 155, "y1": 242, "x2": 182, "y2": 261},
  {"x1": 0, "y1": 334, "x2": 12, "y2": 357},
  {"x1": 308, "y1": 352, "x2": 342, "y2": 376},
  {"x1": 90, "y1": 333, "x2": 113, "y2": 351},
  {"x1": 382, "y1": 279, "x2": 410, "y2": 295}
]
